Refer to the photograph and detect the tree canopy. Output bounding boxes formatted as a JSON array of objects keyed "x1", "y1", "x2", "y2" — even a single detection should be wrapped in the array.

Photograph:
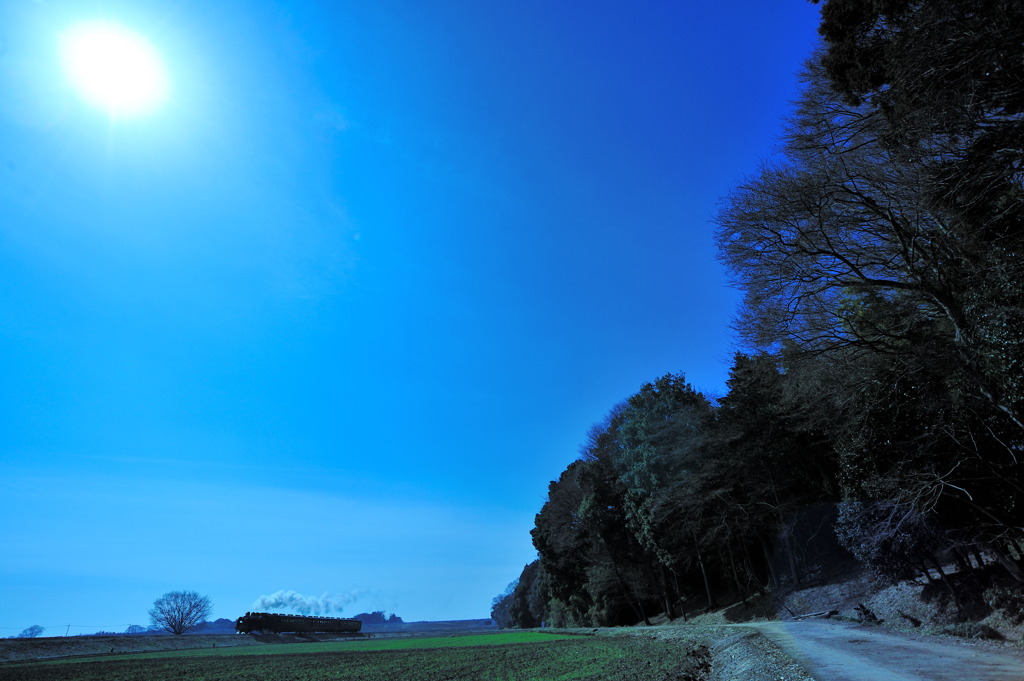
[
  {"x1": 493, "y1": 0, "x2": 1024, "y2": 628},
  {"x1": 149, "y1": 590, "x2": 213, "y2": 635}
]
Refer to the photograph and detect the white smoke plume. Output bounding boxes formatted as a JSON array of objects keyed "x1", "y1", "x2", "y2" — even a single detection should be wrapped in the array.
[{"x1": 252, "y1": 589, "x2": 366, "y2": 615}]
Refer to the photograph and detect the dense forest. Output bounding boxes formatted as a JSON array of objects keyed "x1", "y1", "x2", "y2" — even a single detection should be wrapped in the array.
[{"x1": 492, "y1": 0, "x2": 1024, "y2": 628}]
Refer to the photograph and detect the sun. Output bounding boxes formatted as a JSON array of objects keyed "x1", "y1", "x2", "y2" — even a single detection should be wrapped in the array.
[{"x1": 60, "y1": 21, "x2": 169, "y2": 117}]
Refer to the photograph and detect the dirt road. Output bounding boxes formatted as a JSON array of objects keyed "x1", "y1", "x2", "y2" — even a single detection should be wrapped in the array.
[{"x1": 751, "y1": 620, "x2": 1024, "y2": 681}]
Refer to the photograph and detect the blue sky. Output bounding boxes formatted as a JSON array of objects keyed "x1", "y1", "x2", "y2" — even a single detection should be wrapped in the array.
[{"x1": 0, "y1": 0, "x2": 821, "y2": 633}]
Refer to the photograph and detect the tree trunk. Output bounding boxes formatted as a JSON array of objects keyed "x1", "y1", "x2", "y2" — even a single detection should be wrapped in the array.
[
  {"x1": 783, "y1": 532, "x2": 801, "y2": 587},
  {"x1": 742, "y1": 544, "x2": 767, "y2": 595},
  {"x1": 670, "y1": 571, "x2": 687, "y2": 622},
  {"x1": 1009, "y1": 537, "x2": 1024, "y2": 563},
  {"x1": 952, "y1": 548, "x2": 972, "y2": 575},
  {"x1": 929, "y1": 553, "x2": 964, "y2": 616},
  {"x1": 759, "y1": 536, "x2": 779, "y2": 589},
  {"x1": 609, "y1": 560, "x2": 645, "y2": 625},
  {"x1": 658, "y1": 565, "x2": 676, "y2": 620},
  {"x1": 635, "y1": 575, "x2": 653, "y2": 627},
  {"x1": 994, "y1": 544, "x2": 1024, "y2": 583},
  {"x1": 696, "y1": 550, "x2": 716, "y2": 610},
  {"x1": 726, "y1": 545, "x2": 748, "y2": 605}
]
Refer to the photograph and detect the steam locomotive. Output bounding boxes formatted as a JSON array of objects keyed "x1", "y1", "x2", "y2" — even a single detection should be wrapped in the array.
[{"x1": 235, "y1": 612, "x2": 363, "y2": 634}]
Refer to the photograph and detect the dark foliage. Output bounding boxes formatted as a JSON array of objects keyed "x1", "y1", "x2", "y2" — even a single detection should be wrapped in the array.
[
  {"x1": 353, "y1": 611, "x2": 404, "y2": 625},
  {"x1": 491, "y1": 561, "x2": 548, "y2": 628},
  {"x1": 494, "y1": 0, "x2": 1024, "y2": 627}
]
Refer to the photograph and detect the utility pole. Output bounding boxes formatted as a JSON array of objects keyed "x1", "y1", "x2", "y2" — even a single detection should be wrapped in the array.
[{"x1": 65, "y1": 625, "x2": 71, "y2": 637}]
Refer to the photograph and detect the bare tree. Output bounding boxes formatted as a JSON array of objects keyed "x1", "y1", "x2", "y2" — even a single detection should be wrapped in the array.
[
  {"x1": 17, "y1": 625, "x2": 44, "y2": 638},
  {"x1": 149, "y1": 590, "x2": 213, "y2": 635},
  {"x1": 716, "y1": 54, "x2": 1024, "y2": 432}
]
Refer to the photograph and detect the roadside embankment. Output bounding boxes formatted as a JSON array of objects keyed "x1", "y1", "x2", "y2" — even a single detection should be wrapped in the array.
[{"x1": 584, "y1": 624, "x2": 815, "y2": 681}]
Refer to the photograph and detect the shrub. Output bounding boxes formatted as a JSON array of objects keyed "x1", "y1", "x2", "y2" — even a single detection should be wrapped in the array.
[{"x1": 983, "y1": 586, "x2": 1024, "y2": 624}]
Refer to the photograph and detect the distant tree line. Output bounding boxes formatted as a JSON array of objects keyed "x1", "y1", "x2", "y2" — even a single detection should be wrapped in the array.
[
  {"x1": 354, "y1": 611, "x2": 404, "y2": 625},
  {"x1": 493, "y1": 0, "x2": 1024, "y2": 628}
]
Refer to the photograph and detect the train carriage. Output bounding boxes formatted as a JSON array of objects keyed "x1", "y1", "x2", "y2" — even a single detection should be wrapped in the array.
[{"x1": 235, "y1": 612, "x2": 362, "y2": 634}]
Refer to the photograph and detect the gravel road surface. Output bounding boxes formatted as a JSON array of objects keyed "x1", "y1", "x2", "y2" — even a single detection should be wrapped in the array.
[{"x1": 752, "y1": 620, "x2": 1024, "y2": 681}]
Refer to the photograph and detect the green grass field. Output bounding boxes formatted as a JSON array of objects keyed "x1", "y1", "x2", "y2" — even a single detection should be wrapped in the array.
[{"x1": 0, "y1": 632, "x2": 710, "y2": 681}]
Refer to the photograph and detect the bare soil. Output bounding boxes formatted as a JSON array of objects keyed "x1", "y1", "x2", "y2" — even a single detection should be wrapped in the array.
[
  {"x1": 7, "y1": 611, "x2": 1024, "y2": 681},
  {"x1": 0, "y1": 623, "x2": 503, "y2": 663},
  {"x1": 0, "y1": 633, "x2": 357, "y2": 663}
]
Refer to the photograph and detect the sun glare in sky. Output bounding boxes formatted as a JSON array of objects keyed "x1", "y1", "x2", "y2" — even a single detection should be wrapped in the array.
[{"x1": 60, "y1": 21, "x2": 169, "y2": 117}]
